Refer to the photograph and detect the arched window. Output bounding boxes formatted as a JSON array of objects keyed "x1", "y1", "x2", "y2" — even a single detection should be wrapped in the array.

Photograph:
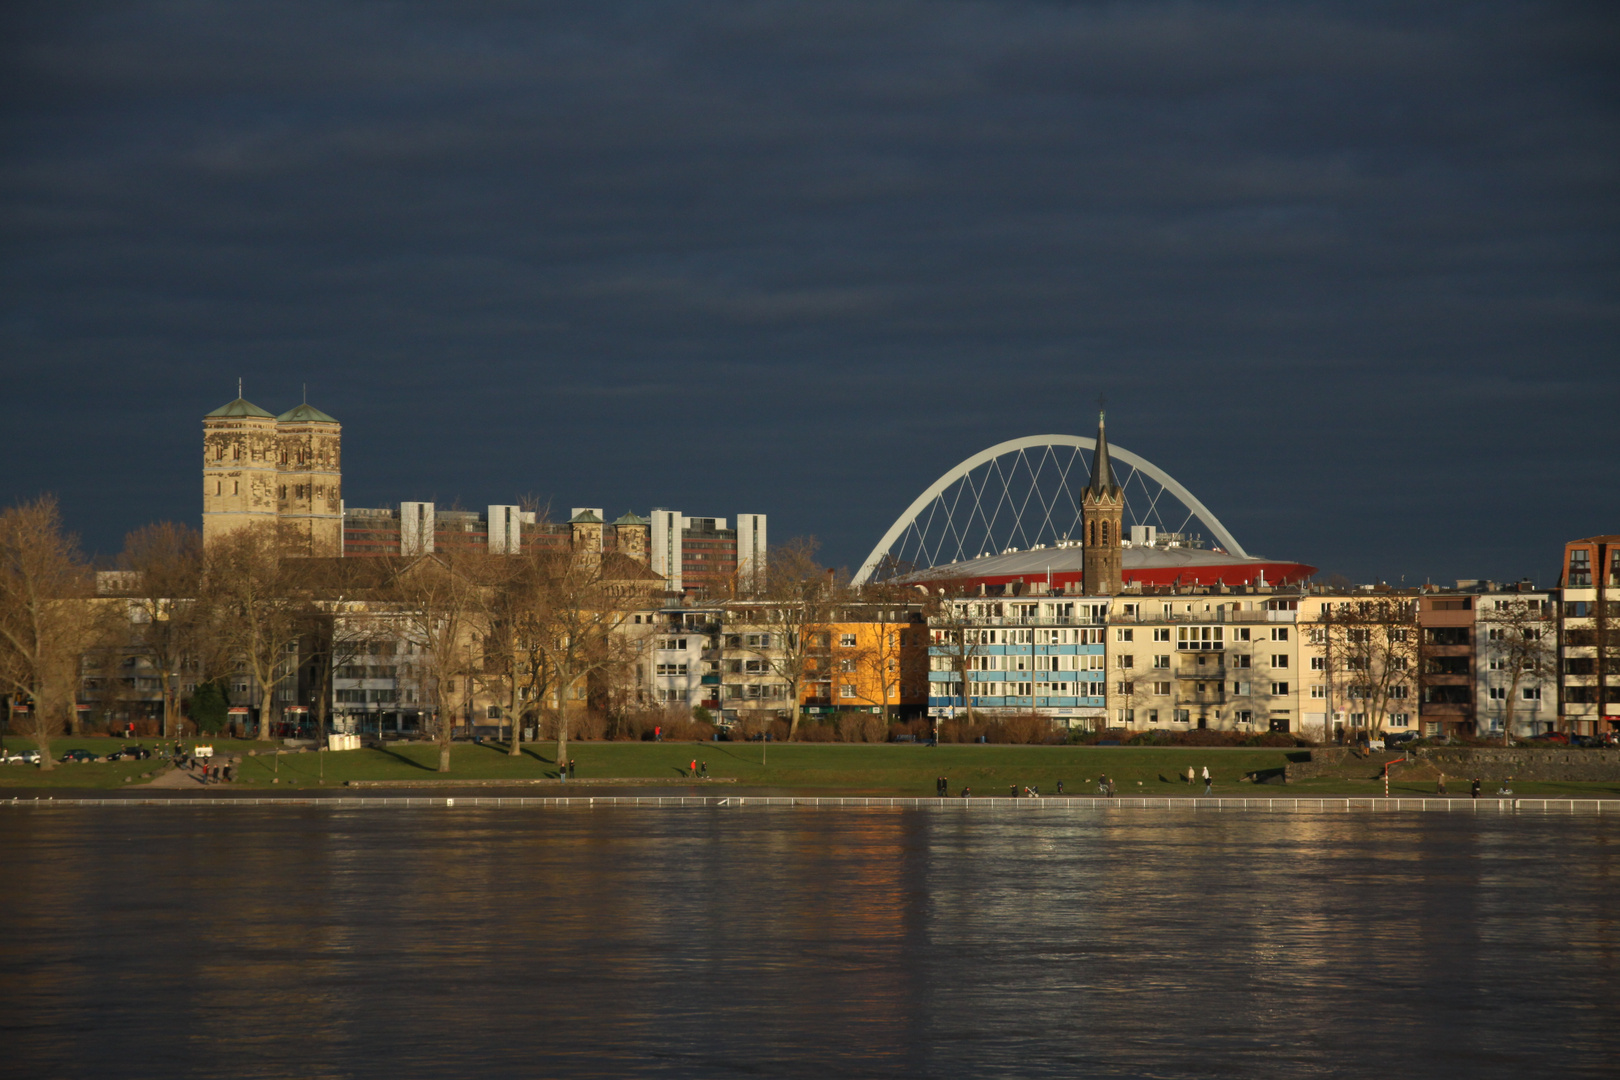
[
  {"x1": 1102, "y1": 521, "x2": 1110, "y2": 545},
  {"x1": 1089, "y1": 521, "x2": 1097, "y2": 545}
]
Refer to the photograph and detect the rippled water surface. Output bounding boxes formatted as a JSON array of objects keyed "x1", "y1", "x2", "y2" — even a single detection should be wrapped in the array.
[{"x1": 1, "y1": 805, "x2": 1616, "y2": 1079}]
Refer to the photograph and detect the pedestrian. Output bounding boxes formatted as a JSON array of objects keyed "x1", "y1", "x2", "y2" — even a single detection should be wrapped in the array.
[
  {"x1": 1107, "y1": 776, "x2": 1117, "y2": 798},
  {"x1": 690, "y1": 758, "x2": 697, "y2": 778},
  {"x1": 559, "y1": 761, "x2": 567, "y2": 782},
  {"x1": 1437, "y1": 774, "x2": 1447, "y2": 796},
  {"x1": 1470, "y1": 777, "x2": 1481, "y2": 799},
  {"x1": 699, "y1": 760, "x2": 707, "y2": 778},
  {"x1": 1010, "y1": 785, "x2": 1018, "y2": 798},
  {"x1": 1203, "y1": 768, "x2": 1213, "y2": 796},
  {"x1": 655, "y1": 725, "x2": 662, "y2": 742},
  {"x1": 1186, "y1": 765, "x2": 1195, "y2": 785},
  {"x1": 569, "y1": 758, "x2": 577, "y2": 779},
  {"x1": 1056, "y1": 779, "x2": 1064, "y2": 795},
  {"x1": 962, "y1": 787, "x2": 971, "y2": 798},
  {"x1": 1097, "y1": 775, "x2": 1108, "y2": 796}
]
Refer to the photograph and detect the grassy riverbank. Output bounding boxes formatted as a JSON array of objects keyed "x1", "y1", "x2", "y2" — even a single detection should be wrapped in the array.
[{"x1": 3, "y1": 737, "x2": 1619, "y2": 797}]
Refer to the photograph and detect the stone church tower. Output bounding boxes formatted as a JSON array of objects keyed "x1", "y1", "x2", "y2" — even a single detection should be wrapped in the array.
[
  {"x1": 202, "y1": 393, "x2": 280, "y2": 549},
  {"x1": 1081, "y1": 412, "x2": 1124, "y2": 596},
  {"x1": 275, "y1": 402, "x2": 343, "y2": 557},
  {"x1": 203, "y1": 390, "x2": 342, "y2": 556}
]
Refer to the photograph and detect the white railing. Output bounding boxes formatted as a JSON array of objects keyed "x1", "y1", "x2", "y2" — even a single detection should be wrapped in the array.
[{"x1": 3, "y1": 795, "x2": 1610, "y2": 812}]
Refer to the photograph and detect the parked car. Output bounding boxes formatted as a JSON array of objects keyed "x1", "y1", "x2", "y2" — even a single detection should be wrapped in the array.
[
  {"x1": 1385, "y1": 731, "x2": 1420, "y2": 746},
  {"x1": 57, "y1": 748, "x2": 100, "y2": 762},
  {"x1": 4, "y1": 750, "x2": 41, "y2": 764},
  {"x1": 1530, "y1": 732, "x2": 1570, "y2": 745}
]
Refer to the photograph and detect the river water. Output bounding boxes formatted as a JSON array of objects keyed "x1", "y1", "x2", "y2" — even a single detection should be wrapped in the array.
[{"x1": 1, "y1": 805, "x2": 1615, "y2": 1079}]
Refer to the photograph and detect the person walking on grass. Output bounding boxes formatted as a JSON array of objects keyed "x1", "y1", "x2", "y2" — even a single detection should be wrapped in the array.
[
  {"x1": 1186, "y1": 765, "x2": 1195, "y2": 785},
  {"x1": 700, "y1": 761, "x2": 707, "y2": 778},
  {"x1": 1203, "y1": 768, "x2": 1213, "y2": 796},
  {"x1": 690, "y1": 759, "x2": 698, "y2": 778}
]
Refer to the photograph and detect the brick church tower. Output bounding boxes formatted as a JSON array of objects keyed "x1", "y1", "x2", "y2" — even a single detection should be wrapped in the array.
[{"x1": 1081, "y1": 412, "x2": 1124, "y2": 596}]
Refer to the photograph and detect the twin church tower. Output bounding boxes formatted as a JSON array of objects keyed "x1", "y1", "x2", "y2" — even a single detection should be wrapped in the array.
[{"x1": 202, "y1": 389, "x2": 343, "y2": 557}]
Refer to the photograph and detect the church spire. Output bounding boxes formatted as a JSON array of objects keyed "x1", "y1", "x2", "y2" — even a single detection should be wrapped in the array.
[{"x1": 1089, "y1": 410, "x2": 1117, "y2": 495}]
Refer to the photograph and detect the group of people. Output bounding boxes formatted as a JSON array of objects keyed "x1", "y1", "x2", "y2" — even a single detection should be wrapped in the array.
[
  {"x1": 557, "y1": 759, "x2": 577, "y2": 780},
  {"x1": 687, "y1": 759, "x2": 708, "y2": 778}
]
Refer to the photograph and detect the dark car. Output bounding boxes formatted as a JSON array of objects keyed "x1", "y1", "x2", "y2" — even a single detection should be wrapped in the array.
[
  {"x1": 58, "y1": 748, "x2": 100, "y2": 762},
  {"x1": 1385, "y1": 731, "x2": 1420, "y2": 746}
]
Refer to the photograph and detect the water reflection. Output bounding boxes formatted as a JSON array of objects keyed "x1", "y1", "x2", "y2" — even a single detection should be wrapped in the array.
[{"x1": 1, "y1": 808, "x2": 1615, "y2": 1079}]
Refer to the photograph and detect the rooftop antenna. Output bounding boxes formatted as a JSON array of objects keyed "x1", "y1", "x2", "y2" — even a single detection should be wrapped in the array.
[
  {"x1": 303, "y1": 382, "x2": 307, "y2": 404},
  {"x1": 238, "y1": 377, "x2": 243, "y2": 399}
]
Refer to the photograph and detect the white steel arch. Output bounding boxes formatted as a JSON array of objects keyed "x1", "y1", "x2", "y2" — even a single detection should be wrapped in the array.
[{"x1": 852, "y1": 434, "x2": 1246, "y2": 586}]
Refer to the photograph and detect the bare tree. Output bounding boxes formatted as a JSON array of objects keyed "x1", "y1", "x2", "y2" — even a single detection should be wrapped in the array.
[
  {"x1": 392, "y1": 554, "x2": 481, "y2": 772},
  {"x1": 118, "y1": 522, "x2": 208, "y2": 739},
  {"x1": 204, "y1": 523, "x2": 311, "y2": 741},
  {"x1": 0, "y1": 498, "x2": 100, "y2": 768},
  {"x1": 847, "y1": 614, "x2": 905, "y2": 727},
  {"x1": 527, "y1": 550, "x2": 640, "y2": 773},
  {"x1": 1314, "y1": 598, "x2": 1419, "y2": 737},
  {"x1": 739, "y1": 538, "x2": 837, "y2": 741},
  {"x1": 1480, "y1": 598, "x2": 1556, "y2": 745},
  {"x1": 928, "y1": 590, "x2": 992, "y2": 728}
]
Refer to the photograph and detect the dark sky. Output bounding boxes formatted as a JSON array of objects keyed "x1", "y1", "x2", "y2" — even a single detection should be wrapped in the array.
[{"x1": 3, "y1": 1, "x2": 1616, "y2": 585}]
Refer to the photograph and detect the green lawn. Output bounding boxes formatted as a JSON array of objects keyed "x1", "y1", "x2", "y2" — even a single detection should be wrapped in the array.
[{"x1": 3, "y1": 737, "x2": 1617, "y2": 797}]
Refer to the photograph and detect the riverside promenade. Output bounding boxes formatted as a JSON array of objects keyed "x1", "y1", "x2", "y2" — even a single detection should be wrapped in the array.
[{"x1": 6, "y1": 794, "x2": 1613, "y2": 813}]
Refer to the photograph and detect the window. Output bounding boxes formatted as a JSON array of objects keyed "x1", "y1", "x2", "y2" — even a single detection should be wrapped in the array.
[
  {"x1": 1568, "y1": 548, "x2": 1592, "y2": 587},
  {"x1": 1309, "y1": 685, "x2": 1326, "y2": 699},
  {"x1": 1232, "y1": 655, "x2": 1251, "y2": 669},
  {"x1": 1271, "y1": 627, "x2": 1289, "y2": 641},
  {"x1": 840, "y1": 683, "x2": 857, "y2": 698},
  {"x1": 1522, "y1": 686, "x2": 1542, "y2": 701},
  {"x1": 1117, "y1": 681, "x2": 1135, "y2": 695},
  {"x1": 1176, "y1": 626, "x2": 1224, "y2": 651},
  {"x1": 1231, "y1": 681, "x2": 1249, "y2": 695},
  {"x1": 1116, "y1": 628, "x2": 1134, "y2": 642},
  {"x1": 1152, "y1": 628, "x2": 1170, "y2": 642},
  {"x1": 1309, "y1": 656, "x2": 1326, "y2": 670},
  {"x1": 1389, "y1": 685, "x2": 1409, "y2": 699},
  {"x1": 1388, "y1": 713, "x2": 1411, "y2": 727},
  {"x1": 657, "y1": 638, "x2": 688, "y2": 651},
  {"x1": 1233, "y1": 628, "x2": 1251, "y2": 641},
  {"x1": 1270, "y1": 682, "x2": 1290, "y2": 695},
  {"x1": 1234, "y1": 710, "x2": 1253, "y2": 724},
  {"x1": 1488, "y1": 686, "x2": 1506, "y2": 701},
  {"x1": 743, "y1": 659, "x2": 768, "y2": 674},
  {"x1": 1487, "y1": 657, "x2": 1505, "y2": 671},
  {"x1": 1153, "y1": 681, "x2": 1171, "y2": 696},
  {"x1": 1307, "y1": 627, "x2": 1326, "y2": 645},
  {"x1": 655, "y1": 663, "x2": 689, "y2": 676},
  {"x1": 1271, "y1": 655, "x2": 1288, "y2": 668},
  {"x1": 1173, "y1": 709, "x2": 1190, "y2": 724},
  {"x1": 1117, "y1": 654, "x2": 1134, "y2": 668},
  {"x1": 1152, "y1": 655, "x2": 1170, "y2": 668},
  {"x1": 839, "y1": 634, "x2": 857, "y2": 647},
  {"x1": 838, "y1": 659, "x2": 856, "y2": 673}
]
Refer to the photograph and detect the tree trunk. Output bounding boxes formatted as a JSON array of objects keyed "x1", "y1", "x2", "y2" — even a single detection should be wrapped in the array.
[
  {"x1": 508, "y1": 681, "x2": 522, "y2": 756},
  {"x1": 787, "y1": 677, "x2": 801, "y2": 740},
  {"x1": 33, "y1": 713, "x2": 54, "y2": 771},
  {"x1": 437, "y1": 729, "x2": 452, "y2": 772},
  {"x1": 257, "y1": 691, "x2": 272, "y2": 742},
  {"x1": 162, "y1": 676, "x2": 177, "y2": 740},
  {"x1": 554, "y1": 674, "x2": 570, "y2": 778}
]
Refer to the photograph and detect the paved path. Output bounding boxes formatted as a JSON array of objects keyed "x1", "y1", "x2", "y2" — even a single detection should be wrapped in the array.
[{"x1": 144, "y1": 759, "x2": 235, "y2": 788}]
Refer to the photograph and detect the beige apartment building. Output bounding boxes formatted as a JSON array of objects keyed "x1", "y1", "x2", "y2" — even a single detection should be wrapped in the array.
[{"x1": 1106, "y1": 594, "x2": 1304, "y2": 735}]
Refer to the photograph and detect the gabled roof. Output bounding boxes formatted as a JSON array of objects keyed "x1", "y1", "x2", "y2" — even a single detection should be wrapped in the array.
[
  {"x1": 277, "y1": 402, "x2": 339, "y2": 424},
  {"x1": 613, "y1": 511, "x2": 648, "y2": 526},
  {"x1": 206, "y1": 397, "x2": 275, "y2": 419}
]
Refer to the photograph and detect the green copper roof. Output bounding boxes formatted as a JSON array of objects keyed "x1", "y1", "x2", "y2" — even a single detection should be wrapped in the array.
[
  {"x1": 569, "y1": 510, "x2": 603, "y2": 524},
  {"x1": 276, "y1": 402, "x2": 339, "y2": 424},
  {"x1": 206, "y1": 397, "x2": 275, "y2": 419},
  {"x1": 612, "y1": 511, "x2": 648, "y2": 526}
]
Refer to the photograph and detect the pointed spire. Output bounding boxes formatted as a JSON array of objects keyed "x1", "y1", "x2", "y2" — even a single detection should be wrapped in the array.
[{"x1": 1088, "y1": 410, "x2": 1116, "y2": 495}]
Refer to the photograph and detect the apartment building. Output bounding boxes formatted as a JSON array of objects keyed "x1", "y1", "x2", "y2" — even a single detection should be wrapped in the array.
[
  {"x1": 927, "y1": 598, "x2": 1111, "y2": 727},
  {"x1": 1557, "y1": 536, "x2": 1619, "y2": 737},
  {"x1": 1473, "y1": 588, "x2": 1556, "y2": 739},
  {"x1": 1109, "y1": 594, "x2": 1304, "y2": 734}
]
